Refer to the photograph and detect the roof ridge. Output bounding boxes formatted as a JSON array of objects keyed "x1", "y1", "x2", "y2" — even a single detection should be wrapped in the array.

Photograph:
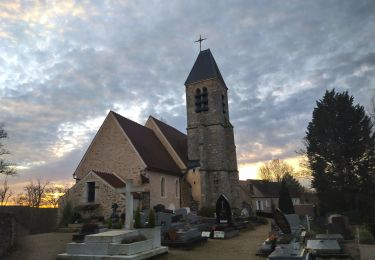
[{"x1": 150, "y1": 116, "x2": 186, "y2": 137}]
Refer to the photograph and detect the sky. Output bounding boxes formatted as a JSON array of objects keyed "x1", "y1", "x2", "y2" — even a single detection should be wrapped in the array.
[{"x1": 1, "y1": 0, "x2": 374, "y2": 194}]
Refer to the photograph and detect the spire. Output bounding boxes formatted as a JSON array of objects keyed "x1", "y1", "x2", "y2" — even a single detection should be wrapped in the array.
[{"x1": 184, "y1": 49, "x2": 227, "y2": 88}]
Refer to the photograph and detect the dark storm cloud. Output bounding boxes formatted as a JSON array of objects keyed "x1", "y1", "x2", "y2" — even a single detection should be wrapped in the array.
[{"x1": 0, "y1": 0, "x2": 374, "y2": 186}]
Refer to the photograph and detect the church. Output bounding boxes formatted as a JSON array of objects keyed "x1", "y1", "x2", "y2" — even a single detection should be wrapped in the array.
[{"x1": 58, "y1": 49, "x2": 241, "y2": 221}]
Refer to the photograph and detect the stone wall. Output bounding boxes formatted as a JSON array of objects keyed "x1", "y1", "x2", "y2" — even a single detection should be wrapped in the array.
[
  {"x1": 0, "y1": 213, "x2": 16, "y2": 258},
  {"x1": 148, "y1": 170, "x2": 180, "y2": 211},
  {"x1": 0, "y1": 206, "x2": 57, "y2": 234},
  {"x1": 58, "y1": 172, "x2": 126, "y2": 223},
  {"x1": 186, "y1": 77, "x2": 240, "y2": 209},
  {"x1": 74, "y1": 113, "x2": 145, "y2": 183}
]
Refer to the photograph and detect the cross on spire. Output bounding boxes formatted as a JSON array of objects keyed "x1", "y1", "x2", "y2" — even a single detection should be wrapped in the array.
[{"x1": 194, "y1": 35, "x2": 207, "y2": 52}]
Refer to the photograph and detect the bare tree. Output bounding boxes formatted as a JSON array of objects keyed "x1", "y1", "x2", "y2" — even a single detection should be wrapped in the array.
[
  {"x1": 23, "y1": 178, "x2": 49, "y2": 208},
  {"x1": 0, "y1": 125, "x2": 16, "y2": 176},
  {"x1": 0, "y1": 175, "x2": 13, "y2": 205},
  {"x1": 44, "y1": 185, "x2": 70, "y2": 208},
  {"x1": 258, "y1": 159, "x2": 294, "y2": 182}
]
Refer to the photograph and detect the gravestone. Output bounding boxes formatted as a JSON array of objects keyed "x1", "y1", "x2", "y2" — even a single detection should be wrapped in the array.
[
  {"x1": 156, "y1": 212, "x2": 173, "y2": 227},
  {"x1": 273, "y1": 208, "x2": 292, "y2": 234},
  {"x1": 111, "y1": 203, "x2": 119, "y2": 224},
  {"x1": 211, "y1": 194, "x2": 239, "y2": 239},
  {"x1": 216, "y1": 194, "x2": 232, "y2": 224},
  {"x1": 327, "y1": 214, "x2": 353, "y2": 239},
  {"x1": 175, "y1": 208, "x2": 188, "y2": 219}
]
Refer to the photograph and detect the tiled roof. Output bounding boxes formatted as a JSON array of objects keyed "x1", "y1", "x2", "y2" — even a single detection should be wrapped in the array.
[
  {"x1": 243, "y1": 179, "x2": 301, "y2": 198},
  {"x1": 92, "y1": 170, "x2": 125, "y2": 188},
  {"x1": 185, "y1": 49, "x2": 227, "y2": 87},
  {"x1": 111, "y1": 111, "x2": 181, "y2": 175},
  {"x1": 150, "y1": 116, "x2": 188, "y2": 167}
]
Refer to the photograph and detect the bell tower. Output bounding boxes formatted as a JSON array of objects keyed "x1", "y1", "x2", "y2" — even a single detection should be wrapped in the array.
[{"x1": 185, "y1": 49, "x2": 240, "y2": 208}]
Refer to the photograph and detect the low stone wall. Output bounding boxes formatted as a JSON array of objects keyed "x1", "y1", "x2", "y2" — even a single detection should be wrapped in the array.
[
  {"x1": 0, "y1": 213, "x2": 16, "y2": 258},
  {"x1": 0, "y1": 206, "x2": 58, "y2": 234}
]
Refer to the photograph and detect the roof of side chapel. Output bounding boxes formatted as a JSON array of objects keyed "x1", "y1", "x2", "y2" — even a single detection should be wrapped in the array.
[
  {"x1": 92, "y1": 170, "x2": 125, "y2": 188},
  {"x1": 110, "y1": 111, "x2": 182, "y2": 175}
]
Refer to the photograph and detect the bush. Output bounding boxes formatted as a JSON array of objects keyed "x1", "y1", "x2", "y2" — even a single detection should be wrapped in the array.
[
  {"x1": 60, "y1": 201, "x2": 74, "y2": 227},
  {"x1": 112, "y1": 222, "x2": 123, "y2": 229},
  {"x1": 107, "y1": 218, "x2": 112, "y2": 229},
  {"x1": 360, "y1": 226, "x2": 375, "y2": 244},
  {"x1": 134, "y1": 208, "x2": 141, "y2": 228},
  {"x1": 148, "y1": 209, "x2": 155, "y2": 228},
  {"x1": 198, "y1": 206, "x2": 215, "y2": 217}
]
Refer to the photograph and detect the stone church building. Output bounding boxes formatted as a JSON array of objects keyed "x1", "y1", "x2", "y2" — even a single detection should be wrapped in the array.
[{"x1": 58, "y1": 49, "x2": 240, "y2": 220}]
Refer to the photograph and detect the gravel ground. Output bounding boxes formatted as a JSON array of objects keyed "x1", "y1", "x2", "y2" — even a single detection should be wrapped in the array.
[{"x1": 4, "y1": 224, "x2": 269, "y2": 260}]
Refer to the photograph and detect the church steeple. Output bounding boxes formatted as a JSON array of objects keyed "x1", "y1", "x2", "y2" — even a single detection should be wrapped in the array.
[
  {"x1": 185, "y1": 49, "x2": 227, "y2": 88},
  {"x1": 184, "y1": 48, "x2": 240, "y2": 208}
]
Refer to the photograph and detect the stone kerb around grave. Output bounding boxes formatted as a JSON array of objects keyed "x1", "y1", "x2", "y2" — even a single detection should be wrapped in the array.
[{"x1": 58, "y1": 226, "x2": 166, "y2": 259}]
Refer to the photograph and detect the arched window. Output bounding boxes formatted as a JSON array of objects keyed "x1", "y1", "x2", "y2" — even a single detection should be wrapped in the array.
[
  {"x1": 175, "y1": 179, "x2": 179, "y2": 197},
  {"x1": 202, "y1": 87, "x2": 208, "y2": 111},
  {"x1": 195, "y1": 88, "x2": 201, "y2": 113},
  {"x1": 161, "y1": 177, "x2": 166, "y2": 197}
]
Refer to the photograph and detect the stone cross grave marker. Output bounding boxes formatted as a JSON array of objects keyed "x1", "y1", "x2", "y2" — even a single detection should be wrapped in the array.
[{"x1": 117, "y1": 179, "x2": 145, "y2": 229}]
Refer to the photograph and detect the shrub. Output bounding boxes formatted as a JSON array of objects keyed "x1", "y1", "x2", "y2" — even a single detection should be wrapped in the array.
[
  {"x1": 60, "y1": 201, "x2": 74, "y2": 227},
  {"x1": 198, "y1": 206, "x2": 215, "y2": 217},
  {"x1": 112, "y1": 222, "x2": 123, "y2": 229},
  {"x1": 148, "y1": 209, "x2": 155, "y2": 228},
  {"x1": 107, "y1": 218, "x2": 112, "y2": 229},
  {"x1": 134, "y1": 208, "x2": 141, "y2": 228},
  {"x1": 360, "y1": 226, "x2": 375, "y2": 244}
]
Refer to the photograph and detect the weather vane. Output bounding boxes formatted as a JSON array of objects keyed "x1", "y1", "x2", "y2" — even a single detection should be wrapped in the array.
[{"x1": 194, "y1": 35, "x2": 207, "y2": 52}]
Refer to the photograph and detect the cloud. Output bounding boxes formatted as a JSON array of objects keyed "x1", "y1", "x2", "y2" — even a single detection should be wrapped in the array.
[{"x1": 0, "y1": 0, "x2": 374, "y2": 187}]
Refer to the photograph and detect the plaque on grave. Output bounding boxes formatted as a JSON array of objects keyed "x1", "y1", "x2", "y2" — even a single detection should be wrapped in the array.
[
  {"x1": 274, "y1": 208, "x2": 291, "y2": 234},
  {"x1": 216, "y1": 194, "x2": 232, "y2": 224}
]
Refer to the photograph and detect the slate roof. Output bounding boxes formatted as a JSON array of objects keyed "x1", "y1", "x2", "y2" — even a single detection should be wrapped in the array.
[
  {"x1": 241, "y1": 179, "x2": 301, "y2": 198},
  {"x1": 185, "y1": 49, "x2": 227, "y2": 88},
  {"x1": 150, "y1": 116, "x2": 188, "y2": 167},
  {"x1": 111, "y1": 111, "x2": 181, "y2": 175},
  {"x1": 92, "y1": 170, "x2": 125, "y2": 188}
]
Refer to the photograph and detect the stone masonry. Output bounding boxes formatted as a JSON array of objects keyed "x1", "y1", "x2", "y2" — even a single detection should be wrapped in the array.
[{"x1": 185, "y1": 51, "x2": 240, "y2": 209}]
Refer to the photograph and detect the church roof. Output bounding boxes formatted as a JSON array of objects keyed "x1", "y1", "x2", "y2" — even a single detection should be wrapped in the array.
[
  {"x1": 185, "y1": 49, "x2": 227, "y2": 87},
  {"x1": 150, "y1": 116, "x2": 188, "y2": 166},
  {"x1": 111, "y1": 111, "x2": 182, "y2": 175},
  {"x1": 240, "y1": 179, "x2": 301, "y2": 198},
  {"x1": 93, "y1": 170, "x2": 125, "y2": 188}
]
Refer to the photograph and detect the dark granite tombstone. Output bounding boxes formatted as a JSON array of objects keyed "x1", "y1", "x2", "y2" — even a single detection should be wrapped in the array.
[
  {"x1": 210, "y1": 194, "x2": 239, "y2": 239},
  {"x1": 216, "y1": 194, "x2": 232, "y2": 224},
  {"x1": 273, "y1": 208, "x2": 291, "y2": 235},
  {"x1": 111, "y1": 203, "x2": 119, "y2": 223},
  {"x1": 72, "y1": 223, "x2": 99, "y2": 242},
  {"x1": 327, "y1": 215, "x2": 353, "y2": 239}
]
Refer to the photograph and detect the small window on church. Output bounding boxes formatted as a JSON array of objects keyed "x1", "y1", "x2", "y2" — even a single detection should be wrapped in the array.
[
  {"x1": 202, "y1": 88, "x2": 208, "y2": 111},
  {"x1": 222, "y1": 94, "x2": 226, "y2": 114},
  {"x1": 213, "y1": 174, "x2": 219, "y2": 193},
  {"x1": 175, "y1": 179, "x2": 179, "y2": 197},
  {"x1": 87, "y1": 182, "x2": 95, "y2": 202},
  {"x1": 161, "y1": 177, "x2": 166, "y2": 197},
  {"x1": 195, "y1": 89, "x2": 202, "y2": 113}
]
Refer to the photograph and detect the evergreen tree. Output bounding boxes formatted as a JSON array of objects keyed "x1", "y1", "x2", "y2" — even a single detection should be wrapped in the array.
[
  {"x1": 278, "y1": 179, "x2": 295, "y2": 214},
  {"x1": 283, "y1": 172, "x2": 304, "y2": 193},
  {"x1": 305, "y1": 89, "x2": 375, "y2": 219}
]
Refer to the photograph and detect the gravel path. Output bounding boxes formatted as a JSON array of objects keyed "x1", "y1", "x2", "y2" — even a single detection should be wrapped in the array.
[{"x1": 4, "y1": 224, "x2": 269, "y2": 260}]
